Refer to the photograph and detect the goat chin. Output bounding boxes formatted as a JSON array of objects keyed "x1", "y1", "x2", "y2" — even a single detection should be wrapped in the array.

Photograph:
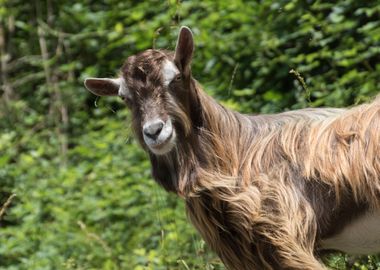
[{"x1": 146, "y1": 133, "x2": 176, "y2": 155}]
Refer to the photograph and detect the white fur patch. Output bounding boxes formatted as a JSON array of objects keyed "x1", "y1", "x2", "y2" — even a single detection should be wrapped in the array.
[
  {"x1": 143, "y1": 118, "x2": 176, "y2": 155},
  {"x1": 320, "y1": 210, "x2": 380, "y2": 254},
  {"x1": 162, "y1": 60, "x2": 179, "y2": 87},
  {"x1": 115, "y1": 77, "x2": 131, "y2": 100}
]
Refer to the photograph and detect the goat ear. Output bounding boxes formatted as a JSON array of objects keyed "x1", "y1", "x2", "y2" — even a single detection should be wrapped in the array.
[
  {"x1": 174, "y1": 26, "x2": 194, "y2": 73},
  {"x1": 84, "y1": 78, "x2": 120, "y2": 96}
]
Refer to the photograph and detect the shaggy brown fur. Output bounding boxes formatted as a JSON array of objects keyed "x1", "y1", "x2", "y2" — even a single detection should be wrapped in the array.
[
  {"x1": 184, "y1": 92, "x2": 380, "y2": 269},
  {"x1": 85, "y1": 27, "x2": 380, "y2": 270}
]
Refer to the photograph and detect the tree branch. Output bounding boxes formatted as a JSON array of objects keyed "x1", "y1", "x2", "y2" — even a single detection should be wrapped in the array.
[{"x1": 0, "y1": 194, "x2": 16, "y2": 220}]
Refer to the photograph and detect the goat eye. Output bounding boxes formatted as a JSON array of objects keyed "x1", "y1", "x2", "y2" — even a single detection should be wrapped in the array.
[
  {"x1": 168, "y1": 74, "x2": 181, "y2": 87},
  {"x1": 174, "y1": 74, "x2": 181, "y2": 81},
  {"x1": 119, "y1": 95, "x2": 131, "y2": 104}
]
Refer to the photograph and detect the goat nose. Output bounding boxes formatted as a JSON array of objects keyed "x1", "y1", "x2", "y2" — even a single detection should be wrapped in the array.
[{"x1": 143, "y1": 120, "x2": 164, "y2": 140}]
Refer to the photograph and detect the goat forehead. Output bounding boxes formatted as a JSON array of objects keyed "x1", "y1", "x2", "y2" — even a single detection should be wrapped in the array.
[
  {"x1": 124, "y1": 71, "x2": 161, "y2": 99},
  {"x1": 124, "y1": 49, "x2": 173, "y2": 75},
  {"x1": 121, "y1": 50, "x2": 177, "y2": 101}
]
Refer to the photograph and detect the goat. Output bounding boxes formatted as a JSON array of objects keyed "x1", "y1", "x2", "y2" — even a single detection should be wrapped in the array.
[{"x1": 84, "y1": 26, "x2": 380, "y2": 270}]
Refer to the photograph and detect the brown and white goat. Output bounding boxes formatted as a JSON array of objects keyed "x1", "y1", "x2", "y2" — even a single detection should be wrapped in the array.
[{"x1": 84, "y1": 27, "x2": 380, "y2": 270}]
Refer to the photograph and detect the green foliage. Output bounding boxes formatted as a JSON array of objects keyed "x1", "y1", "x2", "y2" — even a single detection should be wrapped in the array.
[{"x1": 1, "y1": 0, "x2": 380, "y2": 269}]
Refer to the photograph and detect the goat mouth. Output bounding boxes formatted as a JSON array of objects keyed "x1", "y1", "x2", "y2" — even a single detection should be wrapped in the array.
[
  {"x1": 146, "y1": 130, "x2": 176, "y2": 155},
  {"x1": 150, "y1": 132, "x2": 173, "y2": 150}
]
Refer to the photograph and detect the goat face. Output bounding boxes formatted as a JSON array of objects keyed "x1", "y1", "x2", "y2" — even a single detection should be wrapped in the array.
[{"x1": 84, "y1": 27, "x2": 195, "y2": 155}]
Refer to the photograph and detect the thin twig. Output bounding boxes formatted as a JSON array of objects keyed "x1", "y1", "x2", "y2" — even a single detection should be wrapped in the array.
[
  {"x1": 153, "y1": 27, "x2": 163, "y2": 49},
  {"x1": 7, "y1": 55, "x2": 42, "y2": 71},
  {"x1": 289, "y1": 69, "x2": 311, "y2": 103},
  {"x1": 178, "y1": 259, "x2": 191, "y2": 270},
  {"x1": 176, "y1": 0, "x2": 181, "y2": 25},
  {"x1": 0, "y1": 194, "x2": 16, "y2": 220},
  {"x1": 37, "y1": 19, "x2": 107, "y2": 39},
  {"x1": 37, "y1": 14, "x2": 68, "y2": 167},
  {"x1": 0, "y1": 22, "x2": 13, "y2": 102},
  {"x1": 228, "y1": 63, "x2": 239, "y2": 97},
  {"x1": 77, "y1": 220, "x2": 112, "y2": 254},
  {"x1": 94, "y1": 96, "x2": 99, "y2": 107}
]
